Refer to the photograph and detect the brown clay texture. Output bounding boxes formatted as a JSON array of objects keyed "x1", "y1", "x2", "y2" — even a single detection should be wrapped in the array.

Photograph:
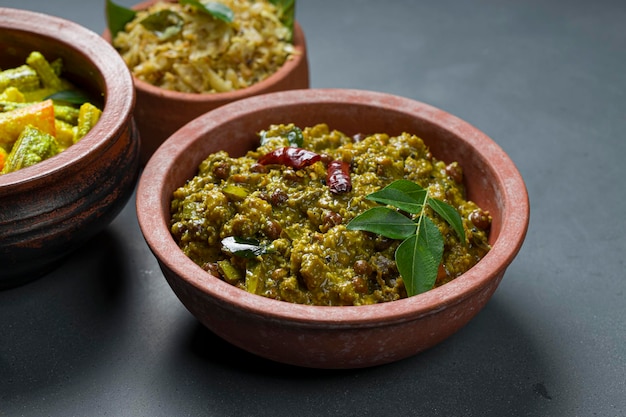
[
  {"x1": 0, "y1": 9, "x2": 140, "y2": 288},
  {"x1": 136, "y1": 89, "x2": 529, "y2": 369}
]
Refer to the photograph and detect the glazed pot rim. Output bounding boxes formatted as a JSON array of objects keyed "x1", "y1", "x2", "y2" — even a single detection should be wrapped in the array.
[
  {"x1": 103, "y1": 0, "x2": 307, "y2": 103},
  {"x1": 137, "y1": 88, "x2": 530, "y2": 327},
  {"x1": 0, "y1": 7, "x2": 135, "y2": 189}
]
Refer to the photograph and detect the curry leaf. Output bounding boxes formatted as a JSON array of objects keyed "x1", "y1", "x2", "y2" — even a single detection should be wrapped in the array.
[
  {"x1": 396, "y1": 216, "x2": 443, "y2": 295},
  {"x1": 45, "y1": 90, "x2": 91, "y2": 105},
  {"x1": 347, "y1": 207, "x2": 416, "y2": 240},
  {"x1": 180, "y1": 0, "x2": 234, "y2": 23},
  {"x1": 106, "y1": 0, "x2": 137, "y2": 38},
  {"x1": 106, "y1": 0, "x2": 234, "y2": 40},
  {"x1": 269, "y1": 0, "x2": 295, "y2": 42},
  {"x1": 139, "y1": 10, "x2": 184, "y2": 39},
  {"x1": 285, "y1": 125, "x2": 304, "y2": 147},
  {"x1": 260, "y1": 125, "x2": 303, "y2": 147},
  {"x1": 106, "y1": 0, "x2": 288, "y2": 42},
  {"x1": 221, "y1": 236, "x2": 270, "y2": 259},
  {"x1": 384, "y1": 179, "x2": 429, "y2": 202},
  {"x1": 366, "y1": 180, "x2": 427, "y2": 214},
  {"x1": 428, "y1": 197, "x2": 467, "y2": 243},
  {"x1": 347, "y1": 179, "x2": 467, "y2": 297}
]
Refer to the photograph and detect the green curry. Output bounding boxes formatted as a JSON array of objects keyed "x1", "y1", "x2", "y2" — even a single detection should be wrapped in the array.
[{"x1": 170, "y1": 123, "x2": 491, "y2": 306}]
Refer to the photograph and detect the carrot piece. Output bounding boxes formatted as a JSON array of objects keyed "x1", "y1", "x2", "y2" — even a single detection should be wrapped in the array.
[
  {"x1": 0, "y1": 147, "x2": 7, "y2": 172},
  {"x1": 0, "y1": 99, "x2": 56, "y2": 149}
]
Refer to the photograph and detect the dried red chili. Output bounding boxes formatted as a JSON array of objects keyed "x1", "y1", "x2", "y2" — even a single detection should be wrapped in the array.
[
  {"x1": 258, "y1": 147, "x2": 321, "y2": 169},
  {"x1": 326, "y1": 160, "x2": 352, "y2": 194}
]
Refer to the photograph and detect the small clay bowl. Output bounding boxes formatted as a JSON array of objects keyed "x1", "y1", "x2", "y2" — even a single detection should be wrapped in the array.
[
  {"x1": 103, "y1": 0, "x2": 309, "y2": 165},
  {"x1": 136, "y1": 89, "x2": 530, "y2": 369},
  {"x1": 0, "y1": 8, "x2": 140, "y2": 288}
]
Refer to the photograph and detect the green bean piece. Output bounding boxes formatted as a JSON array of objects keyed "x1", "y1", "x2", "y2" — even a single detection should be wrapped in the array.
[
  {"x1": 53, "y1": 104, "x2": 80, "y2": 124},
  {"x1": 0, "y1": 65, "x2": 40, "y2": 92},
  {"x1": 74, "y1": 102, "x2": 102, "y2": 142},
  {"x1": 222, "y1": 184, "x2": 249, "y2": 201},
  {"x1": 50, "y1": 58, "x2": 63, "y2": 76},
  {"x1": 1, "y1": 125, "x2": 60, "y2": 174},
  {"x1": 26, "y1": 51, "x2": 63, "y2": 91},
  {"x1": 0, "y1": 101, "x2": 23, "y2": 112},
  {"x1": 217, "y1": 260, "x2": 242, "y2": 284}
]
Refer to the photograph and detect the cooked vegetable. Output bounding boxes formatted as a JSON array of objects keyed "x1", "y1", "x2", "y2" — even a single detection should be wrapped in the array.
[
  {"x1": 0, "y1": 51, "x2": 102, "y2": 175},
  {"x1": 110, "y1": 0, "x2": 296, "y2": 93},
  {"x1": 217, "y1": 259, "x2": 242, "y2": 284},
  {"x1": 1, "y1": 125, "x2": 59, "y2": 174},
  {"x1": 0, "y1": 99, "x2": 56, "y2": 149},
  {"x1": 0, "y1": 65, "x2": 39, "y2": 92},
  {"x1": 74, "y1": 102, "x2": 102, "y2": 142},
  {"x1": 170, "y1": 123, "x2": 492, "y2": 306},
  {"x1": 268, "y1": 0, "x2": 295, "y2": 42},
  {"x1": 0, "y1": 87, "x2": 26, "y2": 104},
  {"x1": 0, "y1": 147, "x2": 7, "y2": 171},
  {"x1": 55, "y1": 119, "x2": 76, "y2": 149},
  {"x1": 26, "y1": 51, "x2": 64, "y2": 91},
  {"x1": 107, "y1": 0, "x2": 295, "y2": 42},
  {"x1": 222, "y1": 184, "x2": 249, "y2": 200},
  {"x1": 52, "y1": 104, "x2": 80, "y2": 124}
]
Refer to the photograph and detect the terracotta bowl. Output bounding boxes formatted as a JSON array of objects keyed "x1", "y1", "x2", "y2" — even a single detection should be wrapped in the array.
[
  {"x1": 103, "y1": 0, "x2": 310, "y2": 165},
  {"x1": 136, "y1": 89, "x2": 529, "y2": 369},
  {"x1": 0, "y1": 8, "x2": 140, "y2": 289}
]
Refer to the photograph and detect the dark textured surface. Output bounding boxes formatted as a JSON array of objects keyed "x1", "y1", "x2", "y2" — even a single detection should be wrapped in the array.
[{"x1": 1, "y1": 0, "x2": 625, "y2": 416}]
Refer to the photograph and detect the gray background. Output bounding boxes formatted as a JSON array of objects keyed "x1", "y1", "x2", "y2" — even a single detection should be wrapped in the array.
[{"x1": 1, "y1": 0, "x2": 625, "y2": 416}]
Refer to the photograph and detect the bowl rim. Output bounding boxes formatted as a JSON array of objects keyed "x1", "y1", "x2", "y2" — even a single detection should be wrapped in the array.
[
  {"x1": 136, "y1": 88, "x2": 530, "y2": 327},
  {"x1": 103, "y1": 0, "x2": 308, "y2": 103},
  {"x1": 0, "y1": 7, "x2": 135, "y2": 189}
]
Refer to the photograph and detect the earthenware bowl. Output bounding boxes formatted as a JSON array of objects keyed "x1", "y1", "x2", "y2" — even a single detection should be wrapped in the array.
[
  {"x1": 103, "y1": 0, "x2": 309, "y2": 165},
  {"x1": 0, "y1": 8, "x2": 140, "y2": 288},
  {"x1": 136, "y1": 89, "x2": 529, "y2": 369}
]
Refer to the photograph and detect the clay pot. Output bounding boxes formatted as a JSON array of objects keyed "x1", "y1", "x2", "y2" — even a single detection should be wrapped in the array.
[
  {"x1": 0, "y1": 8, "x2": 140, "y2": 288},
  {"x1": 103, "y1": 0, "x2": 309, "y2": 165},
  {"x1": 136, "y1": 89, "x2": 530, "y2": 369}
]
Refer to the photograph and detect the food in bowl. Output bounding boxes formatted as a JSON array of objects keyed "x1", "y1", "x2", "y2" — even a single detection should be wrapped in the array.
[
  {"x1": 0, "y1": 7, "x2": 139, "y2": 288},
  {"x1": 0, "y1": 51, "x2": 101, "y2": 174},
  {"x1": 169, "y1": 122, "x2": 491, "y2": 306},
  {"x1": 136, "y1": 89, "x2": 529, "y2": 368},
  {"x1": 104, "y1": 0, "x2": 308, "y2": 166},
  {"x1": 110, "y1": 0, "x2": 296, "y2": 93}
]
